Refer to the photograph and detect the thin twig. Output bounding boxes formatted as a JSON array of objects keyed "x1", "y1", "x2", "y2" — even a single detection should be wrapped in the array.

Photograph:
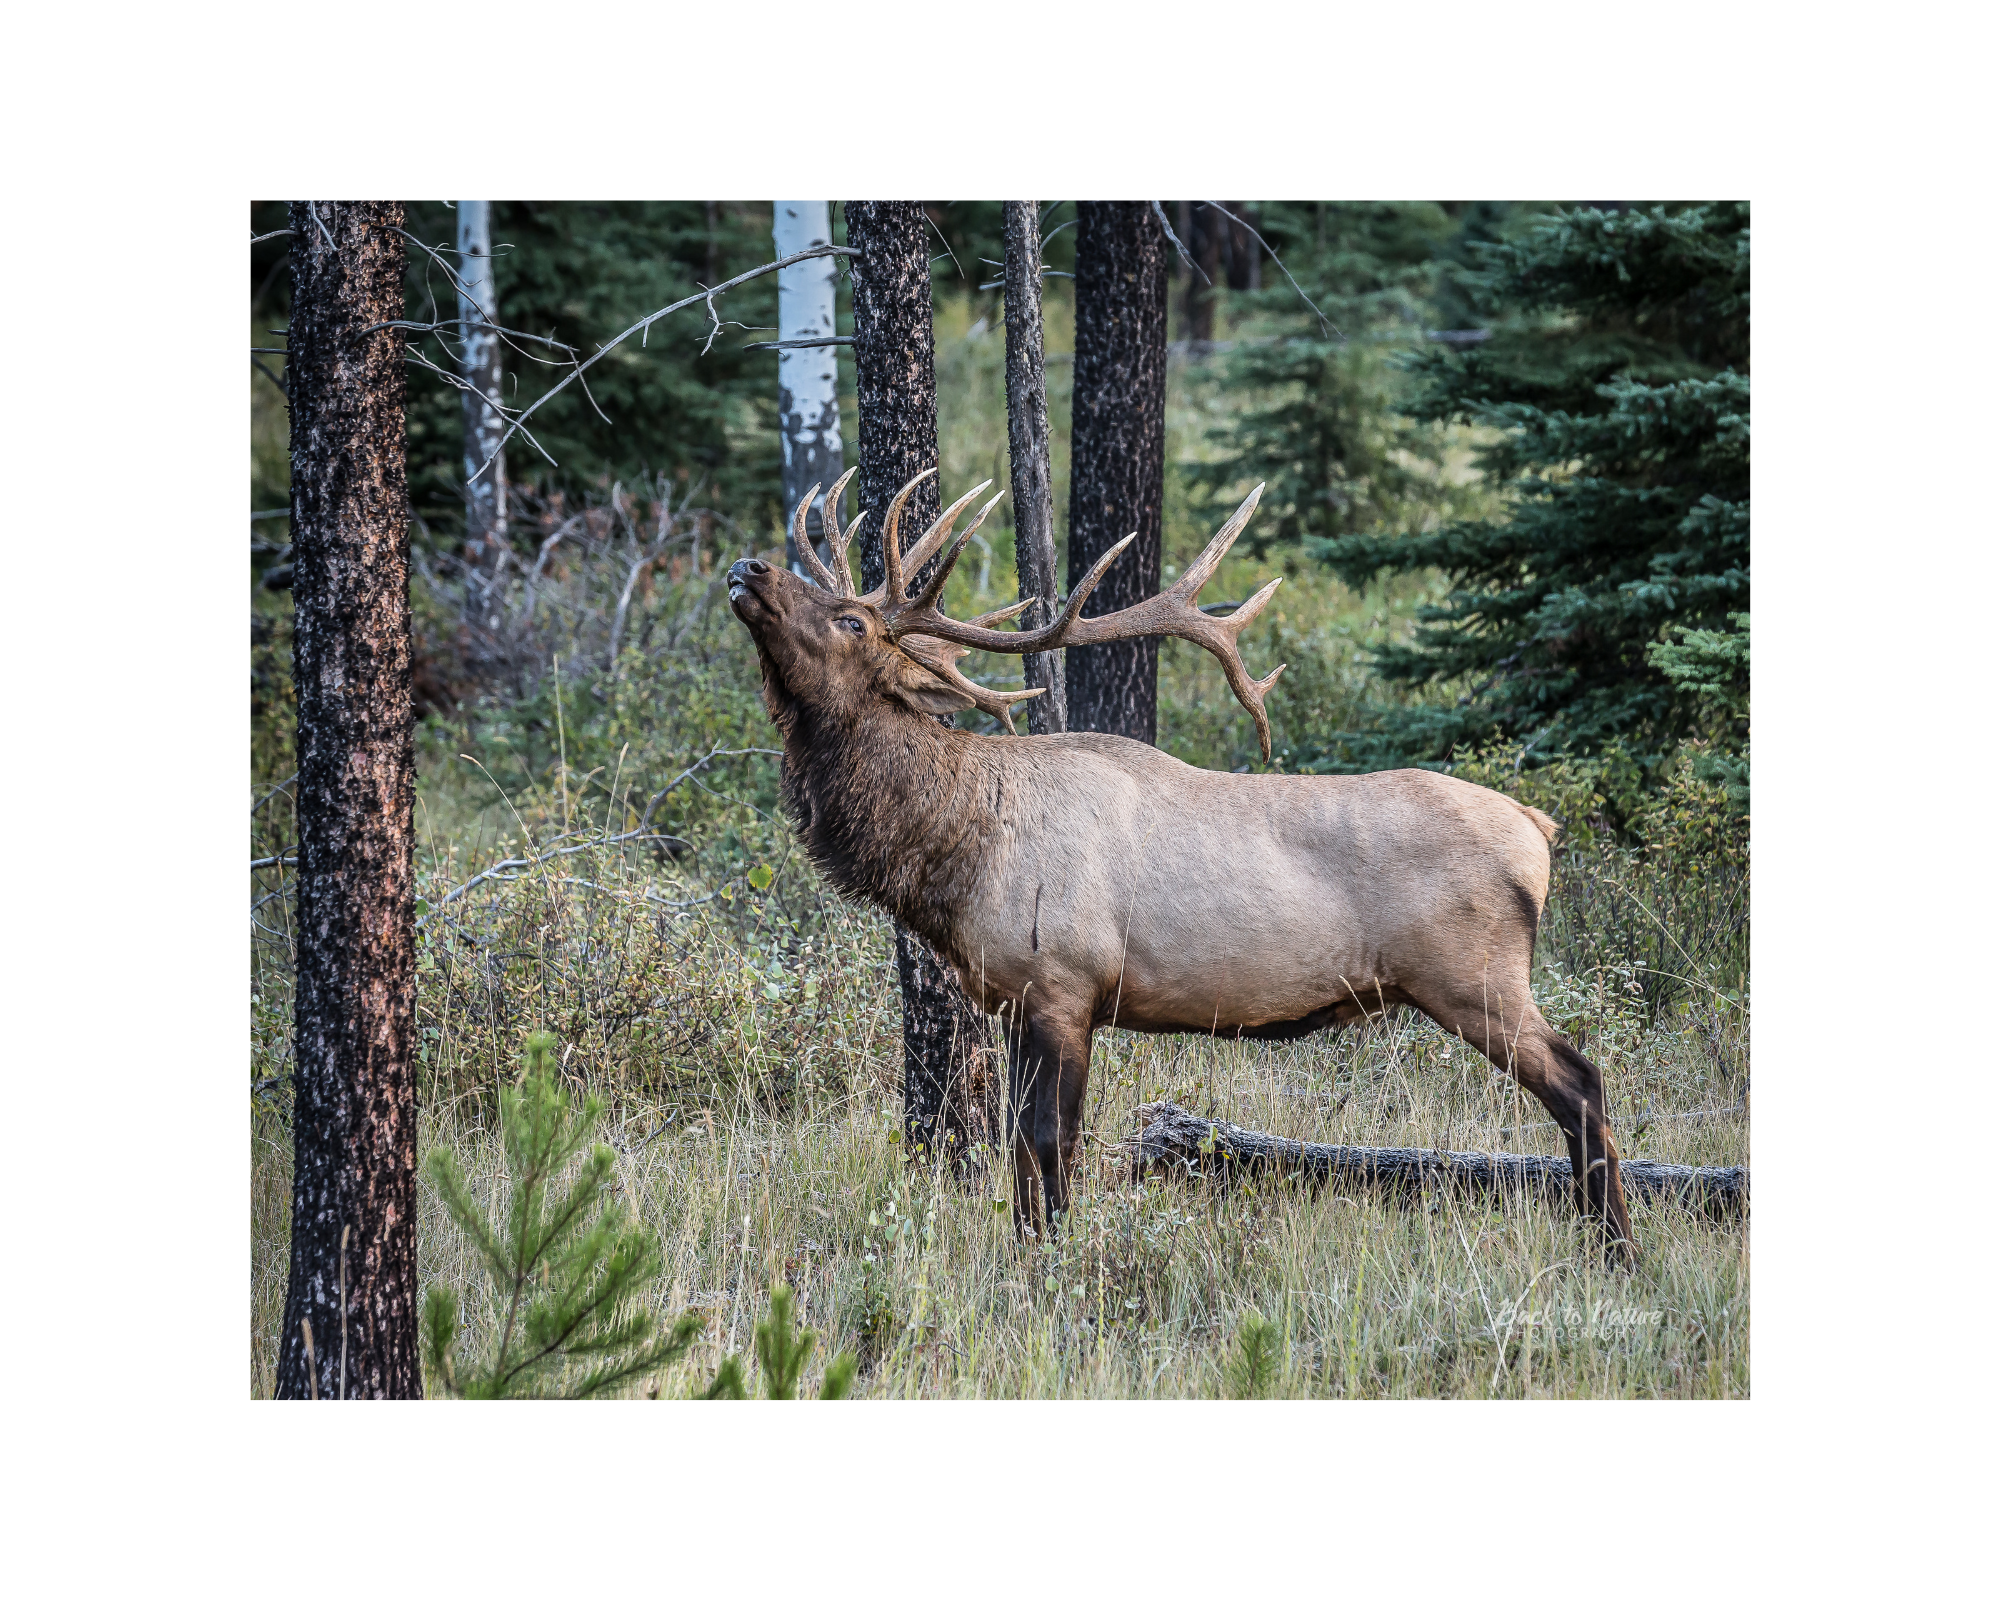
[
  {"x1": 1200, "y1": 202, "x2": 1337, "y2": 337},
  {"x1": 1151, "y1": 201, "x2": 1207, "y2": 284},
  {"x1": 470, "y1": 244, "x2": 859, "y2": 483},
  {"x1": 416, "y1": 745, "x2": 778, "y2": 928},
  {"x1": 251, "y1": 229, "x2": 293, "y2": 245}
]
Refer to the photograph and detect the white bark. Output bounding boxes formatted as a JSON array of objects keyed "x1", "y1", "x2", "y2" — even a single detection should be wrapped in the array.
[
  {"x1": 456, "y1": 200, "x2": 507, "y2": 542},
  {"x1": 773, "y1": 201, "x2": 843, "y2": 573}
]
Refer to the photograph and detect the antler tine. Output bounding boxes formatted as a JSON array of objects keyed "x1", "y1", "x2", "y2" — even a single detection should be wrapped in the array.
[
  {"x1": 890, "y1": 532, "x2": 1136, "y2": 653},
  {"x1": 1059, "y1": 486, "x2": 1286, "y2": 761},
  {"x1": 898, "y1": 479, "x2": 995, "y2": 579},
  {"x1": 902, "y1": 491, "x2": 1006, "y2": 616},
  {"x1": 876, "y1": 468, "x2": 936, "y2": 604},
  {"x1": 818, "y1": 466, "x2": 860, "y2": 596},
  {"x1": 826, "y1": 510, "x2": 865, "y2": 597},
  {"x1": 1167, "y1": 481, "x2": 1266, "y2": 600},
  {"x1": 790, "y1": 484, "x2": 841, "y2": 592},
  {"x1": 967, "y1": 597, "x2": 1036, "y2": 628},
  {"x1": 898, "y1": 634, "x2": 1047, "y2": 735}
]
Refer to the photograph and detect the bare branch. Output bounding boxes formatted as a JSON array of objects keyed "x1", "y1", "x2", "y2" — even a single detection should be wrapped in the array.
[
  {"x1": 469, "y1": 244, "x2": 859, "y2": 483},
  {"x1": 252, "y1": 229, "x2": 293, "y2": 245},
  {"x1": 1199, "y1": 202, "x2": 1337, "y2": 338},
  {"x1": 1150, "y1": 201, "x2": 1207, "y2": 284},
  {"x1": 415, "y1": 745, "x2": 780, "y2": 928},
  {"x1": 740, "y1": 336, "x2": 855, "y2": 351}
]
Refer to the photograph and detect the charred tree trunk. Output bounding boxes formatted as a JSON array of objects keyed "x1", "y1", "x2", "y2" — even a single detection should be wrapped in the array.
[
  {"x1": 1224, "y1": 202, "x2": 1261, "y2": 292},
  {"x1": 774, "y1": 201, "x2": 844, "y2": 574},
  {"x1": 276, "y1": 202, "x2": 422, "y2": 1400},
  {"x1": 1129, "y1": 1102, "x2": 1748, "y2": 1218},
  {"x1": 1182, "y1": 202, "x2": 1225, "y2": 346},
  {"x1": 1066, "y1": 202, "x2": 1168, "y2": 745},
  {"x1": 846, "y1": 200, "x2": 993, "y2": 1169},
  {"x1": 1003, "y1": 200, "x2": 1065, "y2": 736},
  {"x1": 456, "y1": 200, "x2": 507, "y2": 549}
]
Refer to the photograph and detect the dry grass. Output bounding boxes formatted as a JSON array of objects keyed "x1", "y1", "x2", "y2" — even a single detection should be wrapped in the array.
[{"x1": 251, "y1": 846, "x2": 1748, "y2": 1401}]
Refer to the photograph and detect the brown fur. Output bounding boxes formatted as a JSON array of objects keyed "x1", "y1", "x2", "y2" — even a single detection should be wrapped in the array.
[{"x1": 728, "y1": 557, "x2": 1635, "y2": 1256}]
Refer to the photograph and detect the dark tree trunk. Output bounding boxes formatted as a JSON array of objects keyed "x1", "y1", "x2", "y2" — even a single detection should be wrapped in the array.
[
  {"x1": 1002, "y1": 200, "x2": 1065, "y2": 736},
  {"x1": 1066, "y1": 202, "x2": 1168, "y2": 745},
  {"x1": 276, "y1": 201, "x2": 422, "y2": 1401},
  {"x1": 845, "y1": 201, "x2": 993, "y2": 1168},
  {"x1": 1182, "y1": 202, "x2": 1225, "y2": 346},
  {"x1": 1225, "y1": 202, "x2": 1261, "y2": 292}
]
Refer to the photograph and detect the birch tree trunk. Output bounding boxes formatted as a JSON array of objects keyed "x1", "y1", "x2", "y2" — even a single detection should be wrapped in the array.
[
  {"x1": 846, "y1": 200, "x2": 994, "y2": 1169},
  {"x1": 276, "y1": 201, "x2": 422, "y2": 1401},
  {"x1": 456, "y1": 200, "x2": 507, "y2": 547},
  {"x1": 1066, "y1": 201, "x2": 1169, "y2": 746},
  {"x1": 773, "y1": 201, "x2": 844, "y2": 573},
  {"x1": 1002, "y1": 200, "x2": 1065, "y2": 735}
]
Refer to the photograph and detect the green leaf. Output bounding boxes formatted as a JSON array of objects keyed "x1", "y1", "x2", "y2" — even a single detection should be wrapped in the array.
[{"x1": 747, "y1": 863, "x2": 774, "y2": 891}]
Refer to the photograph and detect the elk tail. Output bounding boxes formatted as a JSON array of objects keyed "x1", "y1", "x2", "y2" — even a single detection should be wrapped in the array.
[{"x1": 1513, "y1": 800, "x2": 1561, "y2": 845}]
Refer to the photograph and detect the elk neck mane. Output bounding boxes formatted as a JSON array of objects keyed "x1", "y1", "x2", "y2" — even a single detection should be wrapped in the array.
[{"x1": 771, "y1": 674, "x2": 1001, "y2": 963}]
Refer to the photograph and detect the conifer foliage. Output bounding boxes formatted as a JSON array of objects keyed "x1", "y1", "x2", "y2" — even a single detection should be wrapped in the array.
[
  {"x1": 422, "y1": 1034, "x2": 702, "y2": 1399},
  {"x1": 1316, "y1": 203, "x2": 1750, "y2": 769}
]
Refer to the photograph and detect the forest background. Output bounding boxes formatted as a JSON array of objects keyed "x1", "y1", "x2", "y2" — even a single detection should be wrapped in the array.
[{"x1": 250, "y1": 200, "x2": 1751, "y2": 1399}]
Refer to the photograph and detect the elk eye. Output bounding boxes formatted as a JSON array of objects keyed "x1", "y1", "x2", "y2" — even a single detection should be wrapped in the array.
[{"x1": 835, "y1": 616, "x2": 865, "y2": 636}]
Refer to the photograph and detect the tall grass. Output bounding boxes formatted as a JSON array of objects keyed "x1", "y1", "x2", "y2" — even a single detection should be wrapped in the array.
[{"x1": 251, "y1": 798, "x2": 1748, "y2": 1400}]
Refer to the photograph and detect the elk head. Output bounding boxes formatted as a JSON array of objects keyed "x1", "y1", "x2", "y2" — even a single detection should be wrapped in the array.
[{"x1": 727, "y1": 467, "x2": 1288, "y2": 757}]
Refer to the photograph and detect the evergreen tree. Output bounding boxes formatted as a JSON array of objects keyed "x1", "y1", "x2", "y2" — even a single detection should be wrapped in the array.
[
  {"x1": 422, "y1": 1034, "x2": 703, "y2": 1399},
  {"x1": 1188, "y1": 203, "x2": 1499, "y2": 560},
  {"x1": 1649, "y1": 610, "x2": 1749, "y2": 812},
  {"x1": 1310, "y1": 203, "x2": 1750, "y2": 770},
  {"x1": 699, "y1": 1283, "x2": 856, "y2": 1400}
]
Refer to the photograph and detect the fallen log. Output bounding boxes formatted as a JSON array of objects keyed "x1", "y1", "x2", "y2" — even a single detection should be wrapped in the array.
[{"x1": 1126, "y1": 1101, "x2": 1748, "y2": 1218}]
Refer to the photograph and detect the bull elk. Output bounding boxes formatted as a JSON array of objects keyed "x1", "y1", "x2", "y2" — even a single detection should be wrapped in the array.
[{"x1": 727, "y1": 469, "x2": 1636, "y2": 1257}]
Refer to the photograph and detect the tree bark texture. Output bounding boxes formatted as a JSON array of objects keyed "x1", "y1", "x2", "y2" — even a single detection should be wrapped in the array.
[
  {"x1": 1066, "y1": 202, "x2": 1168, "y2": 745},
  {"x1": 1128, "y1": 1102, "x2": 1748, "y2": 1218},
  {"x1": 276, "y1": 202, "x2": 423, "y2": 1400},
  {"x1": 845, "y1": 201, "x2": 994, "y2": 1167},
  {"x1": 773, "y1": 201, "x2": 844, "y2": 574},
  {"x1": 455, "y1": 200, "x2": 507, "y2": 546},
  {"x1": 1002, "y1": 201, "x2": 1065, "y2": 736}
]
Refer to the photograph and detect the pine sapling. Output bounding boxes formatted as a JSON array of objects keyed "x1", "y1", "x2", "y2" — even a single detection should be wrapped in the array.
[
  {"x1": 422, "y1": 1033, "x2": 702, "y2": 1399},
  {"x1": 700, "y1": 1281, "x2": 856, "y2": 1399}
]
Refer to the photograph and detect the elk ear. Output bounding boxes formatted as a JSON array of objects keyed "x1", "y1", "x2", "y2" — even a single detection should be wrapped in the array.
[{"x1": 881, "y1": 650, "x2": 976, "y2": 718}]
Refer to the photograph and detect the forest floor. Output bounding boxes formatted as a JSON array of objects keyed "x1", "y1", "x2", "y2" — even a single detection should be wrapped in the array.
[{"x1": 250, "y1": 726, "x2": 1749, "y2": 1399}]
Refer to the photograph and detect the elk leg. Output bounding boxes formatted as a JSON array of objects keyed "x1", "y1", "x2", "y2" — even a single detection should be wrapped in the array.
[
  {"x1": 1419, "y1": 994, "x2": 1636, "y2": 1262},
  {"x1": 1004, "y1": 1006, "x2": 1052, "y2": 1237},
  {"x1": 1048, "y1": 1024, "x2": 1096, "y2": 1224},
  {"x1": 1004, "y1": 1004, "x2": 1090, "y2": 1237}
]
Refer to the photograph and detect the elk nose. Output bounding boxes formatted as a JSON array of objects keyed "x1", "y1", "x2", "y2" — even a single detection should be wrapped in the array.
[{"x1": 729, "y1": 558, "x2": 769, "y2": 582}]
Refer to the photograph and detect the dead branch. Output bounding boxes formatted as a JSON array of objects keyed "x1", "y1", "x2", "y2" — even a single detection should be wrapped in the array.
[
  {"x1": 1126, "y1": 1100, "x2": 1747, "y2": 1217},
  {"x1": 415, "y1": 744, "x2": 778, "y2": 928},
  {"x1": 470, "y1": 243, "x2": 860, "y2": 483}
]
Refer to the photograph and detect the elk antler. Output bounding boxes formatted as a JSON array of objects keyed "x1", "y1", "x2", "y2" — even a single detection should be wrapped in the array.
[
  {"x1": 889, "y1": 483, "x2": 1285, "y2": 758},
  {"x1": 791, "y1": 467, "x2": 856, "y2": 594},
  {"x1": 784, "y1": 474, "x2": 1285, "y2": 756},
  {"x1": 862, "y1": 471, "x2": 1002, "y2": 608},
  {"x1": 1056, "y1": 485, "x2": 1286, "y2": 761}
]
